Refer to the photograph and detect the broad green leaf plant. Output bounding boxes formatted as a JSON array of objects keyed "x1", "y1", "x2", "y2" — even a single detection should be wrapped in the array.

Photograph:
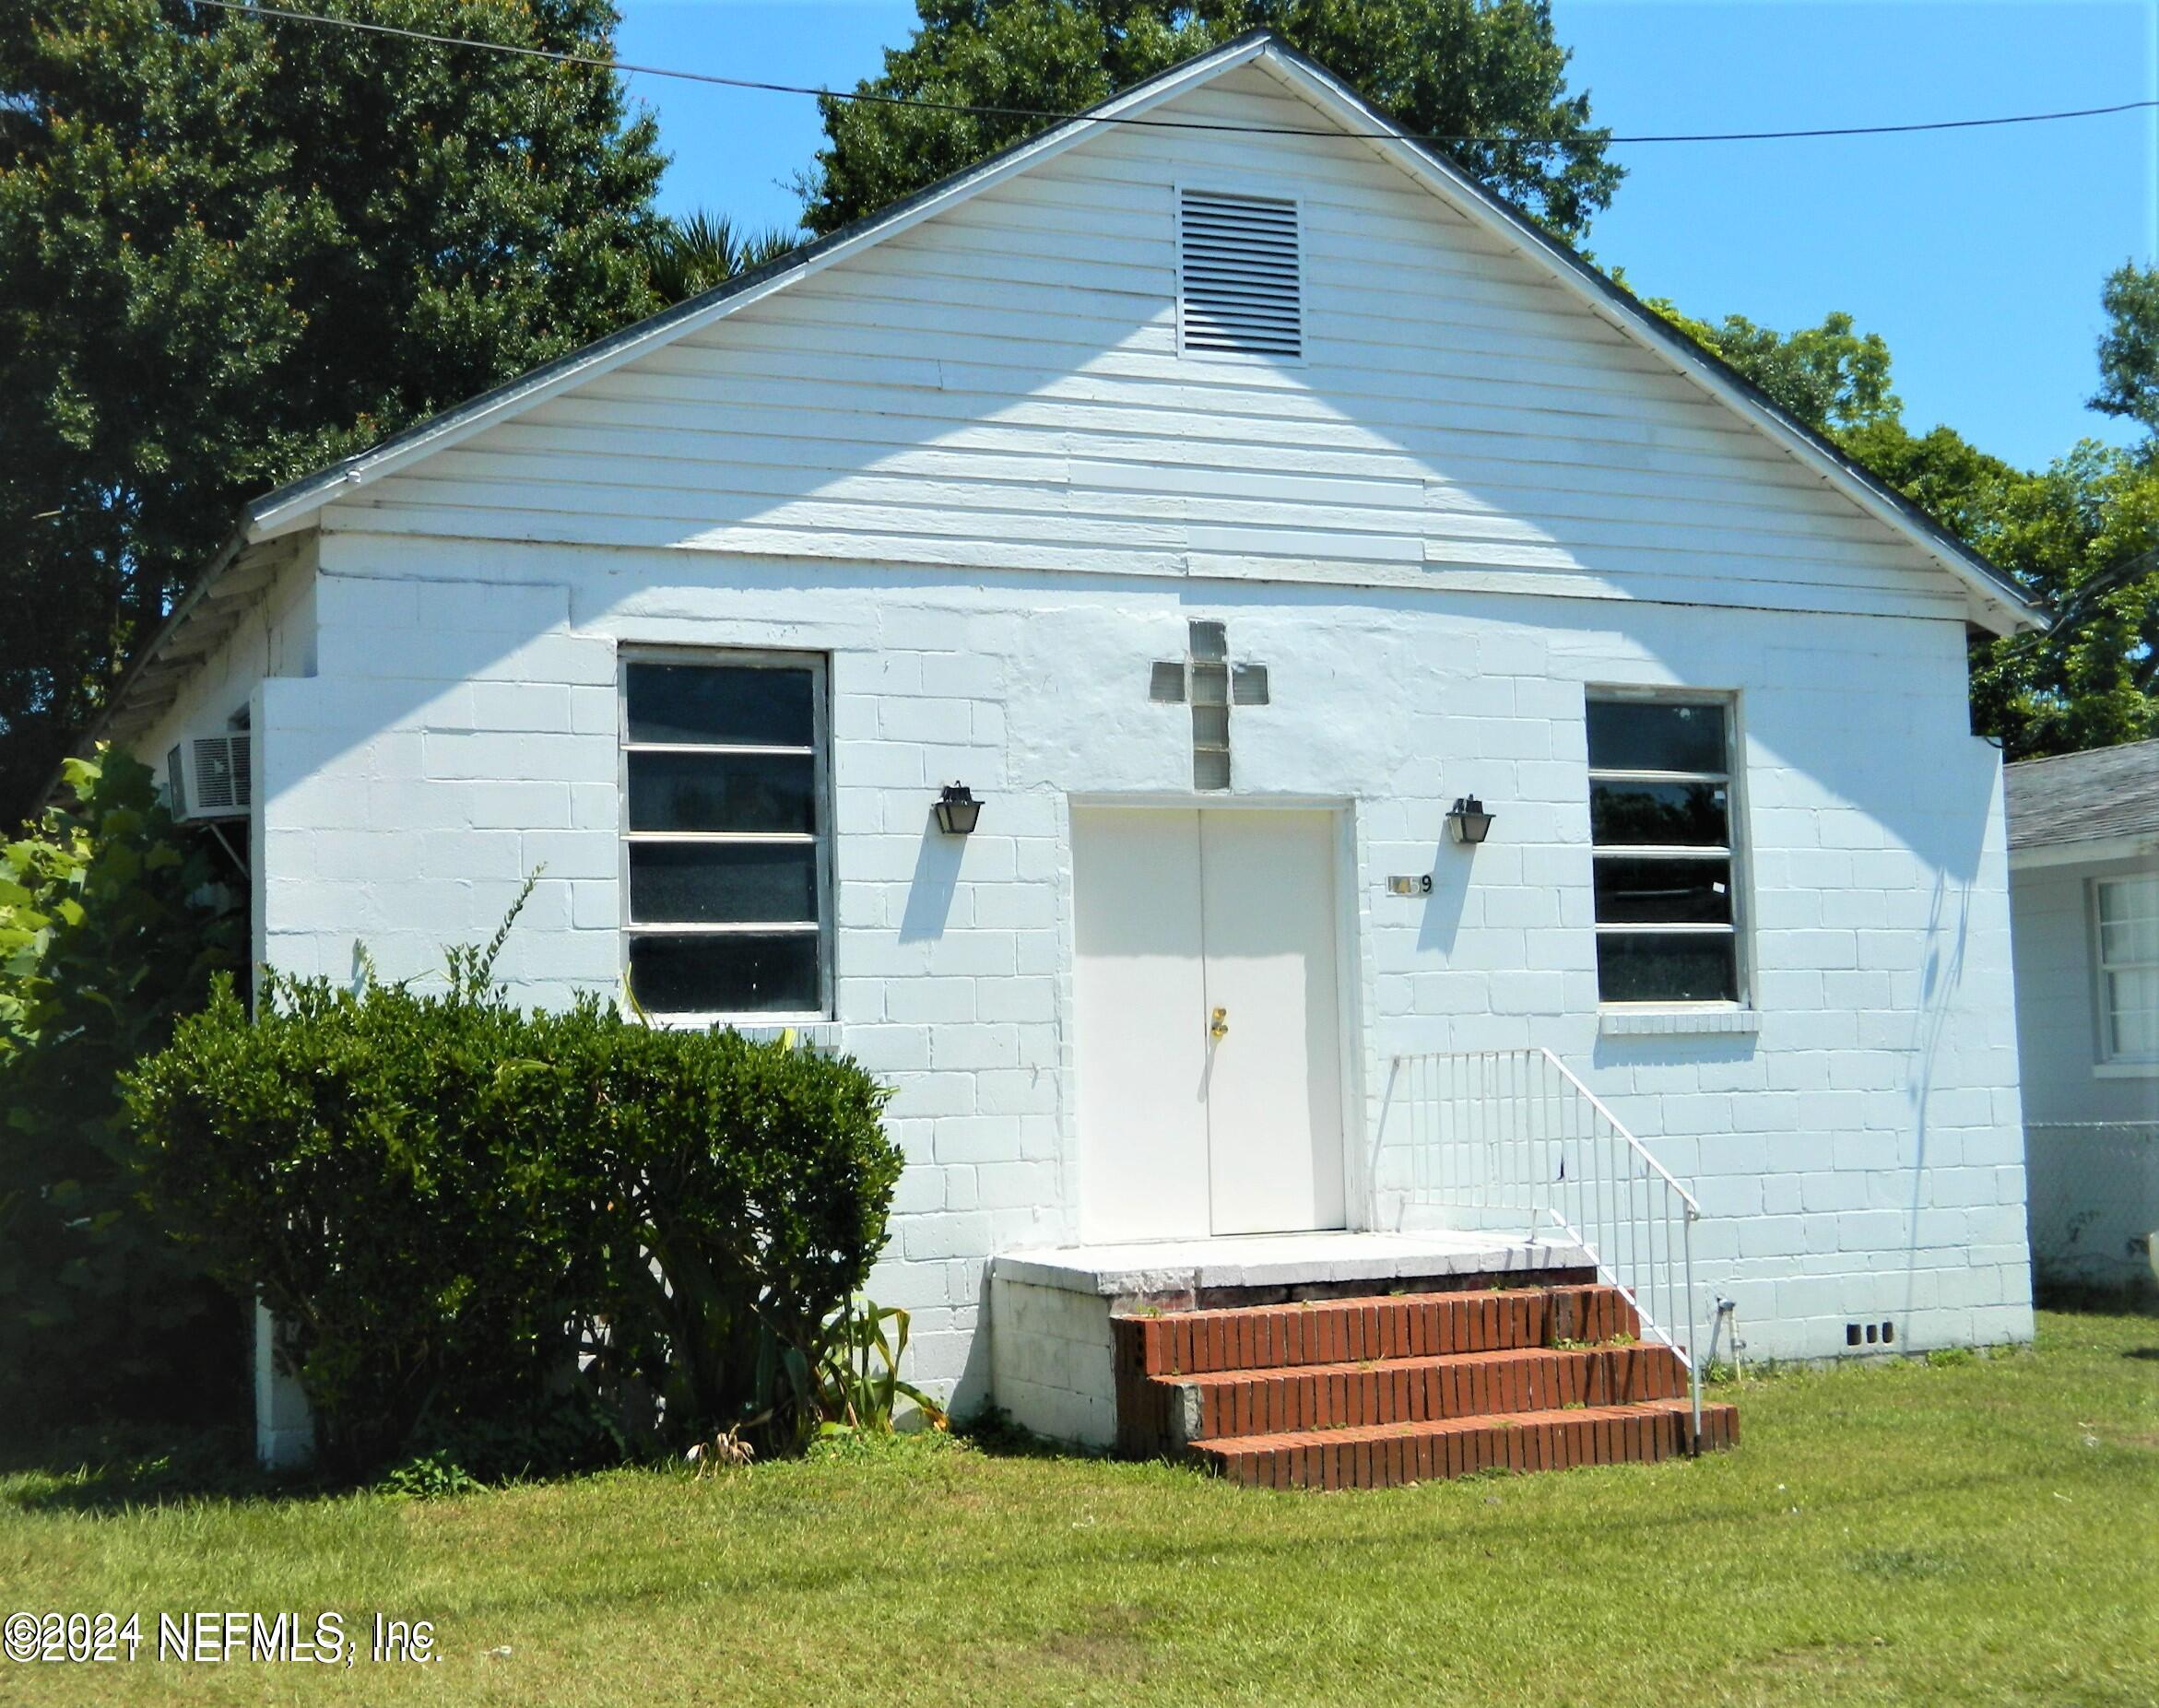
[{"x1": 817, "y1": 1294, "x2": 950, "y2": 1436}]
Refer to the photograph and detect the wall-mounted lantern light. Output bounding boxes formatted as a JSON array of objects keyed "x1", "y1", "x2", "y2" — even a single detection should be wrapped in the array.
[
  {"x1": 934, "y1": 783, "x2": 983, "y2": 836},
  {"x1": 1446, "y1": 795, "x2": 1494, "y2": 846}
]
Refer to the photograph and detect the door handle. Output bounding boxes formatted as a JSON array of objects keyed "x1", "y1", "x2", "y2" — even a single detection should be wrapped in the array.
[{"x1": 1210, "y1": 1007, "x2": 1229, "y2": 1041}]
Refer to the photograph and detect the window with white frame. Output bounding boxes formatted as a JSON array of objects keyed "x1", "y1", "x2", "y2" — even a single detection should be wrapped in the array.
[
  {"x1": 619, "y1": 654, "x2": 830, "y2": 1019},
  {"x1": 1586, "y1": 695, "x2": 1742, "y2": 1004},
  {"x1": 2094, "y1": 874, "x2": 2159, "y2": 1064}
]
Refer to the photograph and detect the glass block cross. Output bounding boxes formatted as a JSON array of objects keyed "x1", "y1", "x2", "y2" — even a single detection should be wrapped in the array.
[{"x1": 1150, "y1": 619, "x2": 1270, "y2": 789}]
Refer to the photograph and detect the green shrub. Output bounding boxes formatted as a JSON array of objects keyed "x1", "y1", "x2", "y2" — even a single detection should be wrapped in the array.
[
  {"x1": 0, "y1": 749, "x2": 246, "y2": 1429},
  {"x1": 563, "y1": 1019, "x2": 904, "y2": 1456},
  {"x1": 374, "y1": 1450, "x2": 484, "y2": 1502},
  {"x1": 124, "y1": 922, "x2": 900, "y2": 1477}
]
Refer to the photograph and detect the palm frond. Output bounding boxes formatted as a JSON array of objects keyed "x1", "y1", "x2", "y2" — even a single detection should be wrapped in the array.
[{"x1": 644, "y1": 209, "x2": 803, "y2": 304}]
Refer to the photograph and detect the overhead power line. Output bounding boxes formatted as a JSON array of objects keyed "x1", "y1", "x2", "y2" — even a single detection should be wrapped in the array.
[{"x1": 182, "y1": 0, "x2": 2158, "y2": 147}]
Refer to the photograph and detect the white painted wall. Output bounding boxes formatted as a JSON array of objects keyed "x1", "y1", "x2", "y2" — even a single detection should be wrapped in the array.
[
  {"x1": 124, "y1": 57, "x2": 2035, "y2": 1431},
  {"x1": 989, "y1": 1279, "x2": 1117, "y2": 1449},
  {"x1": 208, "y1": 536, "x2": 2031, "y2": 1410},
  {"x1": 2009, "y1": 855, "x2": 2159, "y2": 1290},
  {"x1": 2009, "y1": 856, "x2": 2159, "y2": 1125}
]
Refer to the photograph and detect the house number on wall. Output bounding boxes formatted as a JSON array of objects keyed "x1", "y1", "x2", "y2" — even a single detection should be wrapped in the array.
[{"x1": 1386, "y1": 875, "x2": 1433, "y2": 896}]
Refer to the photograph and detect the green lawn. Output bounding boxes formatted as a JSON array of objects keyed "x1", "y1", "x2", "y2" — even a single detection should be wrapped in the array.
[{"x1": 2, "y1": 1308, "x2": 2154, "y2": 1707}]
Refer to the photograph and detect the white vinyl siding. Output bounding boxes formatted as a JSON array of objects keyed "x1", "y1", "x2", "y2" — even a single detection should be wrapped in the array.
[
  {"x1": 2094, "y1": 874, "x2": 2159, "y2": 1065},
  {"x1": 334, "y1": 65, "x2": 1964, "y2": 630},
  {"x1": 619, "y1": 652, "x2": 832, "y2": 1020}
]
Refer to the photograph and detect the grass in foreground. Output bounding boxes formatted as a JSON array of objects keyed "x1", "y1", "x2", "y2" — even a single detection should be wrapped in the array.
[{"x1": 0, "y1": 1308, "x2": 2153, "y2": 1707}]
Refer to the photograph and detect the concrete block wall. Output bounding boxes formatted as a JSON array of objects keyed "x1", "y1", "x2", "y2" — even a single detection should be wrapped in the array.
[
  {"x1": 255, "y1": 571, "x2": 623, "y2": 1005},
  {"x1": 224, "y1": 532, "x2": 2033, "y2": 1419},
  {"x1": 987, "y1": 1279, "x2": 1117, "y2": 1448}
]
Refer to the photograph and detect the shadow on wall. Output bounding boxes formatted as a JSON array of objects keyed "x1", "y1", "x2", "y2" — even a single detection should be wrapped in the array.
[
  {"x1": 1417, "y1": 845, "x2": 1472, "y2": 956},
  {"x1": 899, "y1": 806, "x2": 963, "y2": 943},
  {"x1": 1903, "y1": 866, "x2": 1978, "y2": 1320}
]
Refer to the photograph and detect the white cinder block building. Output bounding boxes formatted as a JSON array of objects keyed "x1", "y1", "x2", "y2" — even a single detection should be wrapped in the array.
[{"x1": 106, "y1": 36, "x2": 2043, "y2": 1462}]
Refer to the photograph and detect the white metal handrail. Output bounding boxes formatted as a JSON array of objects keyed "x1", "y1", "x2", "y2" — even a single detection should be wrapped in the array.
[{"x1": 1384, "y1": 1047, "x2": 1704, "y2": 1447}]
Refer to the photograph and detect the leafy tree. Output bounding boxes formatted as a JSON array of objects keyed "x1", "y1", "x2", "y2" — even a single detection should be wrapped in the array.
[
  {"x1": 1641, "y1": 301, "x2": 1901, "y2": 438},
  {"x1": 1646, "y1": 289, "x2": 2158, "y2": 760},
  {"x1": 643, "y1": 209, "x2": 802, "y2": 305},
  {"x1": 799, "y1": 0, "x2": 1622, "y2": 242},
  {"x1": 1846, "y1": 273, "x2": 2159, "y2": 760},
  {"x1": 1965, "y1": 446, "x2": 2157, "y2": 758},
  {"x1": 2090, "y1": 261, "x2": 2159, "y2": 442},
  {"x1": 0, "y1": 748, "x2": 245, "y2": 1427},
  {"x1": 0, "y1": 0, "x2": 667, "y2": 825},
  {"x1": 1836, "y1": 417, "x2": 2018, "y2": 546}
]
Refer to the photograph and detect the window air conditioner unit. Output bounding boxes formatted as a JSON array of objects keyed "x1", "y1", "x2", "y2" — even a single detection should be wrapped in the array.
[{"x1": 167, "y1": 733, "x2": 252, "y2": 821}]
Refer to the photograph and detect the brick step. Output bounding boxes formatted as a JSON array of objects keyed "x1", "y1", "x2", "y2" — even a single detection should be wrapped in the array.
[
  {"x1": 1162, "y1": 1342, "x2": 1688, "y2": 1444},
  {"x1": 1192, "y1": 1397, "x2": 1741, "y2": 1490},
  {"x1": 1115, "y1": 1283, "x2": 1639, "y2": 1379}
]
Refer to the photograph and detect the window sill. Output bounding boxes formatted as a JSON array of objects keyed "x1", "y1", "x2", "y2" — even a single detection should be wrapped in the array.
[
  {"x1": 630, "y1": 1012, "x2": 839, "y2": 1042},
  {"x1": 1598, "y1": 1007, "x2": 1761, "y2": 1038},
  {"x1": 2094, "y1": 1061, "x2": 2159, "y2": 1079}
]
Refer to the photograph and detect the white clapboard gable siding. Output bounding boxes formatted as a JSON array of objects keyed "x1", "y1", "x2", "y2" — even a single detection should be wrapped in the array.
[{"x1": 324, "y1": 60, "x2": 1968, "y2": 626}]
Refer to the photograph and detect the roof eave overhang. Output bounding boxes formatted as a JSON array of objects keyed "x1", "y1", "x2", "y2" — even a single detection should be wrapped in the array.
[
  {"x1": 2008, "y1": 832, "x2": 2159, "y2": 871},
  {"x1": 90, "y1": 526, "x2": 307, "y2": 750}
]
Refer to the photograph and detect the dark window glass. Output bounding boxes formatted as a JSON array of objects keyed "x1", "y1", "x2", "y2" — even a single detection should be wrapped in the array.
[
  {"x1": 1589, "y1": 780, "x2": 1728, "y2": 848},
  {"x1": 630, "y1": 843, "x2": 817, "y2": 925},
  {"x1": 1587, "y1": 701, "x2": 1727, "y2": 774},
  {"x1": 627, "y1": 751, "x2": 815, "y2": 835},
  {"x1": 1593, "y1": 856, "x2": 1733, "y2": 925},
  {"x1": 1594, "y1": 934, "x2": 1739, "y2": 1003},
  {"x1": 627, "y1": 933, "x2": 819, "y2": 1015},
  {"x1": 625, "y1": 663, "x2": 814, "y2": 748}
]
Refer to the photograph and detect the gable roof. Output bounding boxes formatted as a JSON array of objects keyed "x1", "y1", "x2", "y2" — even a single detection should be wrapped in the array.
[
  {"x1": 2005, "y1": 737, "x2": 2159, "y2": 864},
  {"x1": 100, "y1": 30, "x2": 2045, "y2": 744}
]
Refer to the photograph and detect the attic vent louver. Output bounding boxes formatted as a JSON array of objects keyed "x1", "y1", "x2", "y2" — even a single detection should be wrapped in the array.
[{"x1": 1179, "y1": 190, "x2": 1301, "y2": 359}]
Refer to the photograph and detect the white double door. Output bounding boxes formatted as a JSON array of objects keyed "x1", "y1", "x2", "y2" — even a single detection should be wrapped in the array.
[{"x1": 1072, "y1": 806, "x2": 1347, "y2": 1242}]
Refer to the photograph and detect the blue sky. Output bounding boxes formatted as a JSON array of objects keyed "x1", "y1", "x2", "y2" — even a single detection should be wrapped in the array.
[{"x1": 613, "y1": 0, "x2": 2157, "y2": 472}]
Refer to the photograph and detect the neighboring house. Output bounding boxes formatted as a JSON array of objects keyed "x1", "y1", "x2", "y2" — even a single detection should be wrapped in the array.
[
  {"x1": 2005, "y1": 738, "x2": 2159, "y2": 1292},
  {"x1": 101, "y1": 34, "x2": 2045, "y2": 1469}
]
